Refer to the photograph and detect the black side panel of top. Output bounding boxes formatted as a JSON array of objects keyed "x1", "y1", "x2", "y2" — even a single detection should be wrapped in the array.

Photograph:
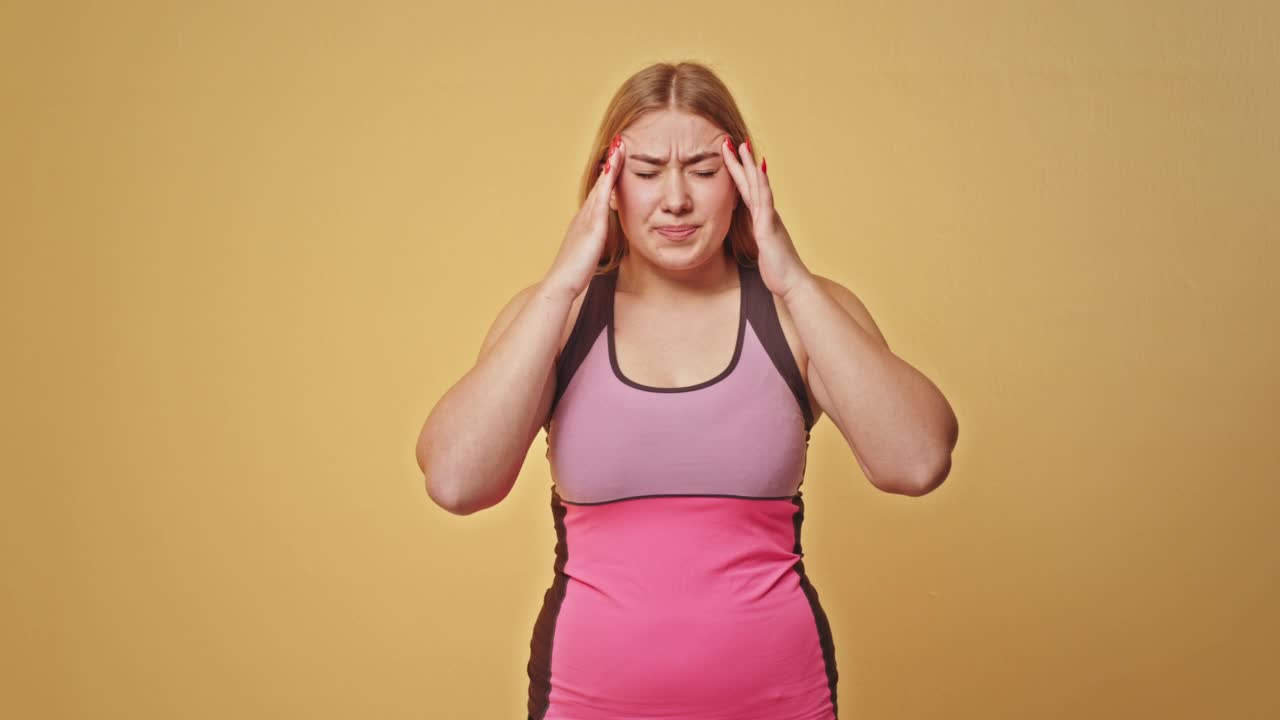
[
  {"x1": 741, "y1": 262, "x2": 817, "y2": 432},
  {"x1": 791, "y1": 491, "x2": 840, "y2": 717},
  {"x1": 525, "y1": 488, "x2": 570, "y2": 719}
]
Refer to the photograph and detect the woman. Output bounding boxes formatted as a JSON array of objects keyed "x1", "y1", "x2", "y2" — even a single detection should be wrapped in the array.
[{"x1": 416, "y1": 62, "x2": 958, "y2": 720}]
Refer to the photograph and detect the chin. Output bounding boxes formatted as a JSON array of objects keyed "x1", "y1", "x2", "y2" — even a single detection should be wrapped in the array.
[{"x1": 650, "y1": 242, "x2": 721, "y2": 267}]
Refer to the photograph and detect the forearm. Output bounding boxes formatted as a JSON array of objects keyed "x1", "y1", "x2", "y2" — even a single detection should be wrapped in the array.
[
  {"x1": 419, "y1": 282, "x2": 573, "y2": 513},
  {"x1": 783, "y1": 275, "x2": 957, "y2": 492}
]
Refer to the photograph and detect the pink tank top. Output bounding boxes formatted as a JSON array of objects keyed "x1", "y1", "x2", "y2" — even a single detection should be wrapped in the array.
[{"x1": 526, "y1": 259, "x2": 839, "y2": 720}]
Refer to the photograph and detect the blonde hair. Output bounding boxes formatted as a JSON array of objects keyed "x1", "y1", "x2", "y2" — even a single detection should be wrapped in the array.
[{"x1": 580, "y1": 62, "x2": 760, "y2": 275}]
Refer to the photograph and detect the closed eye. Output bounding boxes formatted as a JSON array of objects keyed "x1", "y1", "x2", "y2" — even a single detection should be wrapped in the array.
[{"x1": 634, "y1": 171, "x2": 719, "y2": 179}]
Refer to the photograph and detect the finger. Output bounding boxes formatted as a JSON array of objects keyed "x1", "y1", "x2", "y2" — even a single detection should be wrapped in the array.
[
  {"x1": 756, "y1": 155, "x2": 774, "y2": 209},
  {"x1": 737, "y1": 139, "x2": 761, "y2": 202},
  {"x1": 593, "y1": 137, "x2": 624, "y2": 219},
  {"x1": 720, "y1": 135, "x2": 753, "y2": 207},
  {"x1": 586, "y1": 136, "x2": 618, "y2": 208}
]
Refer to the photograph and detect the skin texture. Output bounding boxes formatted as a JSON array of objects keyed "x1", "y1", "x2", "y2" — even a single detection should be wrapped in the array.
[{"x1": 608, "y1": 110, "x2": 743, "y2": 298}]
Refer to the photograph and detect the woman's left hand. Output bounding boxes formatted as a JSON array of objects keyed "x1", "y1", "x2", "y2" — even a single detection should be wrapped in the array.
[{"x1": 721, "y1": 135, "x2": 813, "y2": 299}]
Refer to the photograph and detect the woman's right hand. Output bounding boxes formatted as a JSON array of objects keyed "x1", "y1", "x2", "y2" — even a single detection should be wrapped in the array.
[{"x1": 542, "y1": 135, "x2": 626, "y2": 298}]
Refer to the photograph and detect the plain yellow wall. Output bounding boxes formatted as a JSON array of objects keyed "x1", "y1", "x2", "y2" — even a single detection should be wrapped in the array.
[{"x1": 4, "y1": 1, "x2": 1277, "y2": 718}]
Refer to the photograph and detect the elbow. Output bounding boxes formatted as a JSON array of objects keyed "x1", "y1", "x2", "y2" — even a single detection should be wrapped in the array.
[
  {"x1": 417, "y1": 424, "x2": 473, "y2": 515},
  {"x1": 417, "y1": 442, "x2": 479, "y2": 516},
  {"x1": 898, "y1": 417, "x2": 958, "y2": 497},
  {"x1": 864, "y1": 456, "x2": 950, "y2": 497},
  {"x1": 422, "y1": 452, "x2": 512, "y2": 516},
  {"x1": 425, "y1": 474, "x2": 485, "y2": 516},
  {"x1": 898, "y1": 454, "x2": 953, "y2": 497}
]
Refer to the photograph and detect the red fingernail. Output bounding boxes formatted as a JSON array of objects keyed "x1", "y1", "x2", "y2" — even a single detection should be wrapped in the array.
[
  {"x1": 604, "y1": 161, "x2": 611, "y2": 173},
  {"x1": 745, "y1": 137, "x2": 753, "y2": 155},
  {"x1": 761, "y1": 156, "x2": 767, "y2": 174}
]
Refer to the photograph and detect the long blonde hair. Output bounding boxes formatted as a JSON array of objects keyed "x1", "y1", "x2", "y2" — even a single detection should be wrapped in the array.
[{"x1": 580, "y1": 62, "x2": 760, "y2": 275}]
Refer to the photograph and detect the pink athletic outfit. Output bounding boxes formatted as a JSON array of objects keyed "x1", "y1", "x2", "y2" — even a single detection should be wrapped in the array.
[{"x1": 526, "y1": 259, "x2": 839, "y2": 720}]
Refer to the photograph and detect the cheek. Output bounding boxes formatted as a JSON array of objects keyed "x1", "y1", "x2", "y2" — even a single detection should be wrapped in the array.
[
  {"x1": 704, "y1": 173, "x2": 733, "y2": 199},
  {"x1": 617, "y1": 178, "x2": 658, "y2": 205},
  {"x1": 708, "y1": 177, "x2": 738, "y2": 209}
]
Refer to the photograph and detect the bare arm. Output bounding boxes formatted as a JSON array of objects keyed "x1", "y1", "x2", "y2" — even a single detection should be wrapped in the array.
[
  {"x1": 415, "y1": 280, "x2": 575, "y2": 515},
  {"x1": 793, "y1": 274, "x2": 957, "y2": 496},
  {"x1": 416, "y1": 133, "x2": 628, "y2": 515}
]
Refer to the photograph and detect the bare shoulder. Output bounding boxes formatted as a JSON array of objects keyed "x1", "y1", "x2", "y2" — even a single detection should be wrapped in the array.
[
  {"x1": 809, "y1": 274, "x2": 889, "y2": 350},
  {"x1": 476, "y1": 280, "x2": 592, "y2": 365},
  {"x1": 771, "y1": 273, "x2": 889, "y2": 425},
  {"x1": 771, "y1": 273, "x2": 889, "y2": 361}
]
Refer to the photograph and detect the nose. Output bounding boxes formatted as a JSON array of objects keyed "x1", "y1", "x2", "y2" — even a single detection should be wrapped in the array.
[{"x1": 659, "y1": 171, "x2": 693, "y2": 215}]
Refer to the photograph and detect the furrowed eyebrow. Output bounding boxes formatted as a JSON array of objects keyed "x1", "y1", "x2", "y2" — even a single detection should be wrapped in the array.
[{"x1": 628, "y1": 150, "x2": 722, "y2": 166}]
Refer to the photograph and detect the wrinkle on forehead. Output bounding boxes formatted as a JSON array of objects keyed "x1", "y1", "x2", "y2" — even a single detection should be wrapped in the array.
[{"x1": 622, "y1": 110, "x2": 726, "y2": 163}]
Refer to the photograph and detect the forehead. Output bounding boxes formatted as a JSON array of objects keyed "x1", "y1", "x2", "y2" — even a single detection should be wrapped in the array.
[{"x1": 622, "y1": 109, "x2": 724, "y2": 153}]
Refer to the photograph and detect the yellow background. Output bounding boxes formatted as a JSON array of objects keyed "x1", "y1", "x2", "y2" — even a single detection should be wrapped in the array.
[{"x1": 4, "y1": 1, "x2": 1277, "y2": 718}]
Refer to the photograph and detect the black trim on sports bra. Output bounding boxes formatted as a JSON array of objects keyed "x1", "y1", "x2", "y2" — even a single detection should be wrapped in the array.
[
  {"x1": 741, "y1": 262, "x2": 817, "y2": 432},
  {"x1": 606, "y1": 261, "x2": 747, "y2": 394},
  {"x1": 548, "y1": 259, "x2": 817, "y2": 434}
]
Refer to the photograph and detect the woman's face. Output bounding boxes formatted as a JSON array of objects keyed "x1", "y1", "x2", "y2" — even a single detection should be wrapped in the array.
[{"x1": 610, "y1": 109, "x2": 738, "y2": 269}]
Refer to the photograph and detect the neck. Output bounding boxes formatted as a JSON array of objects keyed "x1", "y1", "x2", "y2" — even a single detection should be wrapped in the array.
[{"x1": 617, "y1": 251, "x2": 737, "y2": 301}]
